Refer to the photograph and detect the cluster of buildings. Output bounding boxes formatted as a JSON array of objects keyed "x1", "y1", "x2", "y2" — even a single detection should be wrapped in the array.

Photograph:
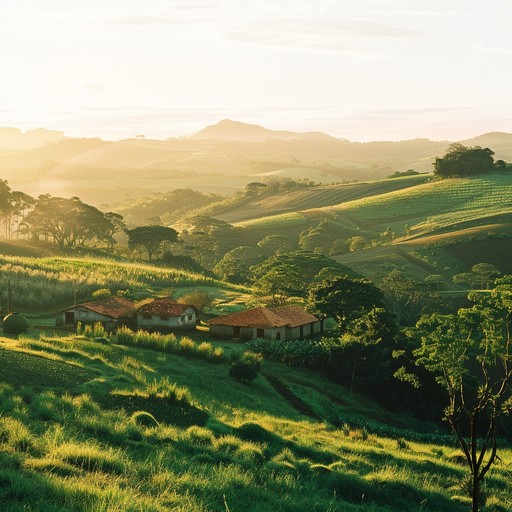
[{"x1": 57, "y1": 296, "x2": 323, "y2": 341}]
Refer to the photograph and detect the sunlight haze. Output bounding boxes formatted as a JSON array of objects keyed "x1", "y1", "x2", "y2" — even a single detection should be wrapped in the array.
[{"x1": 1, "y1": 0, "x2": 511, "y2": 141}]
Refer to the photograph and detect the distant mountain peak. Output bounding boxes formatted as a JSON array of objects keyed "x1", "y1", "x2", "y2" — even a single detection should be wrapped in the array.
[{"x1": 190, "y1": 119, "x2": 337, "y2": 143}]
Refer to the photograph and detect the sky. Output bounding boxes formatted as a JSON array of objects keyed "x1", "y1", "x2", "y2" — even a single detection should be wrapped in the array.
[{"x1": 1, "y1": 0, "x2": 512, "y2": 142}]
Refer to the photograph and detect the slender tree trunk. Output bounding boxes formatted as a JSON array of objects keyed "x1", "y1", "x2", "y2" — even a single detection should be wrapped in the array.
[{"x1": 472, "y1": 474, "x2": 479, "y2": 512}]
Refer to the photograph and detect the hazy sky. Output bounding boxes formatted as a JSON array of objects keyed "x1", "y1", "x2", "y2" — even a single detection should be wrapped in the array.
[{"x1": 1, "y1": 0, "x2": 511, "y2": 141}]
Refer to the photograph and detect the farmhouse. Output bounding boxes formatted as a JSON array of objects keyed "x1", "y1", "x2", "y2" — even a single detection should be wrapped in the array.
[
  {"x1": 137, "y1": 297, "x2": 197, "y2": 332},
  {"x1": 208, "y1": 306, "x2": 323, "y2": 341},
  {"x1": 58, "y1": 297, "x2": 136, "y2": 330}
]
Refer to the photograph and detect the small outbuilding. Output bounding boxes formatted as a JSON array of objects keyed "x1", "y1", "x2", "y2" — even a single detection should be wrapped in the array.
[
  {"x1": 136, "y1": 297, "x2": 197, "y2": 332},
  {"x1": 2, "y1": 312, "x2": 29, "y2": 334},
  {"x1": 208, "y1": 306, "x2": 323, "y2": 341},
  {"x1": 57, "y1": 297, "x2": 136, "y2": 331}
]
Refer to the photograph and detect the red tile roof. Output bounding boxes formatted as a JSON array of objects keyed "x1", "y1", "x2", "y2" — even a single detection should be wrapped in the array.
[
  {"x1": 208, "y1": 306, "x2": 318, "y2": 328},
  {"x1": 70, "y1": 297, "x2": 136, "y2": 319},
  {"x1": 272, "y1": 307, "x2": 319, "y2": 328},
  {"x1": 137, "y1": 297, "x2": 194, "y2": 318}
]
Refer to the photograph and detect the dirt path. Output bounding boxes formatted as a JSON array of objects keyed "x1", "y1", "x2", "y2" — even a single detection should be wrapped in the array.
[{"x1": 263, "y1": 372, "x2": 322, "y2": 421}]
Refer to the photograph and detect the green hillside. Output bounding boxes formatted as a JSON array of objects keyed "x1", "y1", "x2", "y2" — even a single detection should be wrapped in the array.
[
  {"x1": 0, "y1": 334, "x2": 510, "y2": 511},
  {"x1": 0, "y1": 255, "x2": 250, "y2": 313},
  {"x1": 220, "y1": 175, "x2": 428, "y2": 226}
]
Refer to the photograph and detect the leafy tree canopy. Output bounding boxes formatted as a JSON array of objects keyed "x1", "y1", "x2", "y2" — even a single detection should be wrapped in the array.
[
  {"x1": 307, "y1": 275, "x2": 384, "y2": 329},
  {"x1": 126, "y1": 225, "x2": 178, "y2": 263},
  {"x1": 433, "y1": 143, "x2": 502, "y2": 178},
  {"x1": 21, "y1": 195, "x2": 121, "y2": 248},
  {"x1": 401, "y1": 289, "x2": 512, "y2": 511}
]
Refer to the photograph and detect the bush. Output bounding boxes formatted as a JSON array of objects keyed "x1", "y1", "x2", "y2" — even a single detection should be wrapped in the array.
[
  {"x1": 229, "y1": 361, "x2": 258, "y2": 383},
  {"x1": 228, "y1": 350, "x2": 262, "y2": 383},
  {"x1": 91, "y1": 288, "x2": 112, "y2": 299}
]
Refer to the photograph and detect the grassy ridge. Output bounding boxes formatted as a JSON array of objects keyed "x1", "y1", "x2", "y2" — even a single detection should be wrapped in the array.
[
  {"x1": 231, "y1": 174, "x2": 512, "y2": 242},
  {"x1": 0, "y1": 335, "x2": 510, "y2": 511},
  {"x1": 229, "y1": 175, "x2": 428, "y2": 227},
  {"x1": 217, "y1": 175, "x2": 428, "y2": 225}
]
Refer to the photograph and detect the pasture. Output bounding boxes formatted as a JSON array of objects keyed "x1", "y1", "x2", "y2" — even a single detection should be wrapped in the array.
[{"x1": 0, "y1": 334, "x2": 510, "y2": 511}]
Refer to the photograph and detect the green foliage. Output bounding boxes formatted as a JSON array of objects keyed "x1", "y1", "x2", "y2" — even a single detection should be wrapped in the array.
[
  {"x1": 113, "y1": 326, "x2": 225, "y2": 363},
  {"x1": 307, "y1": 275, "x2": 384, "y2": 329},
  {"x1": 91, "y1": 288, "x2": 112, "y2": 299},
  {"x1": 214, "y1": 245, "x2": 263, "y2": 283},
  {"x1": 433, "y1": 144, "x2": 498, "y2": 178},
  {"x1": 20, "y1": 195, "x2": 123, "y2": 248},
  {"x1": 177, "y1": 290, "x2": 214, "y2": 311},
  {"x1": 409, "y1": 289, "x2": 512, "y2": 510},
  {"x1": 229, "y1": 351, "x2": 262, "y2": 383},
  {"x1": 252, "y1": 250, "x2": 353, "y2": 301},
  {"x1": 453, "y1": 263, "x2": 501, "y2": 290},
  {"x1": 126, "y1": 225, "x2": 179, "y2": 264}
]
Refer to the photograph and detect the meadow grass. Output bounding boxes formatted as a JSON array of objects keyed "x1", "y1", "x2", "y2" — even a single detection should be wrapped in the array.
[
  {"x1": 0, "y1": 335, "x2": 510, "y2": 511},
  {"x1": 0, "y1": 255, "x2": 250, "y2": 312}
]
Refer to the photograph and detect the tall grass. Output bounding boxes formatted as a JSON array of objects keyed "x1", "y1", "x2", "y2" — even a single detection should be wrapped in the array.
[
  {"x1": 112, "y1": 326, "x2": 225, "y2": 363},
  {"x1": 0, "y1": 338, "x2": 511, "y2": 511},
  {"x1": 0, "y1": 255, "x2": 250, "y2": 311}
]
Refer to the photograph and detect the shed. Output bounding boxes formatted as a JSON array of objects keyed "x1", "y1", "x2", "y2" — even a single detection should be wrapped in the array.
[
  {"x1": 57, "y1": 296, "x2": 136, "y2": 331},
  {"x1": 137, "y1": 297, "x2": 197, "y2": 332},
  {"x1": 208, "y1": 306, "x2": 323, "y2": 341}
]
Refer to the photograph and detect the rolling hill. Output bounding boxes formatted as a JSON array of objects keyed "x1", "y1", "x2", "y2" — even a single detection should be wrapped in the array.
[
  {"x1": 202, "y1": 172, "x2": 512, "y2": 288},
  {"x1": 0, "y1": 333, "x2": 510, "y2": 511},
  {"x1": 2, "y1": 121, "x2": 512, "y2": 206}
]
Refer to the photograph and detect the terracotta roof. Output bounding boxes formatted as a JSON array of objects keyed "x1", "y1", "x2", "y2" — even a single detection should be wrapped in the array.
[
  {"x1": 137, "y1": 297, "x2": 194, "y2": 317},
  {"x1": 271, "y1": 307, "x2": 318, "y2": 328},
  {"x1": 70, "y1": 297, "x2": 136, "y2": 319},
  {"x1": 208, "y1": 306, "x2": 318, "y2": 328}
]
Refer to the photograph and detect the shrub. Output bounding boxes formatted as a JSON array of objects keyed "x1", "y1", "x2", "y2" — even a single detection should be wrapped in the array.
[
  {"x1": 91, "y1": 288, "x2": 111, "y2": 299},
  {"x1": 228, "y1": 349, "x2": 262, "y2": 383},
  {"x1": 229, "y1": 361, "x2": 258, "y2": 383}
]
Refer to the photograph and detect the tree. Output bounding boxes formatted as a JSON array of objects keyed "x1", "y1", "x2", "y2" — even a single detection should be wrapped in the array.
[
  {"x1": 126, "y1": 225, "x2": 178, "y2": 264},
  {"x1": 433, "y1": 144, "x2": 497, "y2": 178},
  {"x1": 251, "y1": 250, "x2": 353, "y2": 298},
  {"x1": 406, "y1": 290, "x2": 512, "y2": 511},
  {"x1": 329, "y1": 308, "x2": 398, "y2": 394},
  {"x1": 213, "y1": 246, "x2": 262, "y2": 284},
  {"x1": 453, "y1": 263, "x2": 501, "y2": 290},
  {"x1": 257, "y1": 234, "x2": 293, "y2": 257},
  {"x1": 381, "y1": 269, "x2": 444, "y2": 326},
  {"x1": 307, "y1": 276, "x2": 384, "y2": 330},
  {"x1": 20, "y1": 196, "x2": 116, "y2": 248},
  {"x1": 253, "y1": 264, "x2": 304, "y2": 306}
]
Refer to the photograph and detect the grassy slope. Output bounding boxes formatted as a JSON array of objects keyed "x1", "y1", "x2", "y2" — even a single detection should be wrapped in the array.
[
  {"x1": 225, "y1": 173, "x2": 512, "y2": 284},
  {"x1": 0, "y1": 335, "x2": 510, "y2": 511},
  {"x1": 0, "y1": 255, "x2": 251, "y2": 313},
  {"x1": 217, "y1": 175, "x2": 429, "y2": 226}
]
